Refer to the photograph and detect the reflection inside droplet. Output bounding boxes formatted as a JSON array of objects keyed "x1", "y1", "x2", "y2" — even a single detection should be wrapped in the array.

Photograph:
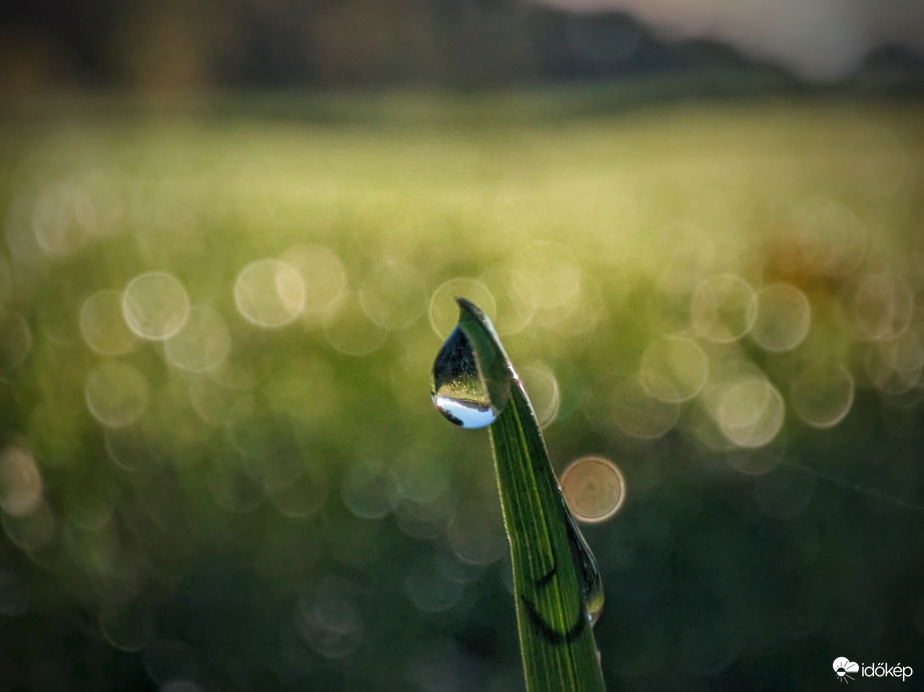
[{"x1": 431, "y1": 326, "x2": 502, "y2": 429}]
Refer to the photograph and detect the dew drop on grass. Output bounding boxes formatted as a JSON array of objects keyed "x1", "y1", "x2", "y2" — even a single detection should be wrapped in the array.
[
  {"x1": 566, "y1": 515, "x2": 605, "y2": 626},
  {"x1": 431, "y1": 325, "x2": 501, "y2": 429}
]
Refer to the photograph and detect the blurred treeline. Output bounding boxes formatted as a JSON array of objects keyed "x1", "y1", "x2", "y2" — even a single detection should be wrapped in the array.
[{"x1": 0, "y1": 0, "x2": 873, "y2": 94}]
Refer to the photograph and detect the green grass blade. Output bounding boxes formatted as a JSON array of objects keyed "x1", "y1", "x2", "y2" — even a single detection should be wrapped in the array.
[{"x1": 454, "y1": 299, "x2": 607, "y2": 692}]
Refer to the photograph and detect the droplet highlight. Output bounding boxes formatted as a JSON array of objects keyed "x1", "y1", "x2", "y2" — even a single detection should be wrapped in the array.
[
  {"x1": 431, "y1": 326, "x2": 500, "y2": 429},
  {"x1": 565, "y1": 515, "x2": 605, "y2": 625}
]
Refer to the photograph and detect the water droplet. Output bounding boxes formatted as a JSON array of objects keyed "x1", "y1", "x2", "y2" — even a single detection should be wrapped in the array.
[
  {"x1": 431, "y1": 326, "x2": 506, "y2": 429},
  {"x1": 565, "y1": 515, "x2": 604, "y2": 625}
]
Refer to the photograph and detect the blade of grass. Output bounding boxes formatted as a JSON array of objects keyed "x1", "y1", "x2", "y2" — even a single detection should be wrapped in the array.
[{"x1": 454, "y1": 298, "x2": 607, "y2": 692}]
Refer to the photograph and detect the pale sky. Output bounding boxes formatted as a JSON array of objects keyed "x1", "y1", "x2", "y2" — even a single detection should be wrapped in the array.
[{"x1": 538, "y1": 0, "x2": 924, "y2": 81}]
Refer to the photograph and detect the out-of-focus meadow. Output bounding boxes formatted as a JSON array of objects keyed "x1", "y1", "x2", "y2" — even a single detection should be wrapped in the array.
[{"x1": 1, "y1": 92, "x2": 923, "y2": 690}]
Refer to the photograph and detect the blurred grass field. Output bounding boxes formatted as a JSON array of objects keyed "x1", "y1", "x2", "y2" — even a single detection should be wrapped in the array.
[{"x1": 1, "y1": 93, "x2": 923, "y2": 690}]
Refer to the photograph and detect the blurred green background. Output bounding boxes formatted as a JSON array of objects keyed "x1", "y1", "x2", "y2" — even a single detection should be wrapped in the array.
[{"x1": 1, "y1": 2, "x2": 924, "y2": 691}]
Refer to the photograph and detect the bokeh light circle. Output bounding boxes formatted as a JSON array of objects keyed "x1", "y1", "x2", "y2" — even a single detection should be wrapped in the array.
[
  {"x1": 85, "y1": 361, "x2": 148, "y2": 428},
  {"x1": 447, "y1": 498, "x2": 507, "y2": 565},
  {"x1": 751, "y1": 283, "x2": 811, "y2": 352},
  {"x1": 80, "y1": 290, "x2": 138, "y2": 356},
  {"x1": 281, "y1": 243, "x2": 349, "y2": 319},
  {"x1": 428, "y1": 278, "x2": 497, "y2": 339},
  {"x1": 691, "y1": 274, "x2": 758, "y2": 343},
  {"x1": 560, "y1": 456, "x2": 626, "y2": 523},
  {"x1": 31, "y1": 182, "x2": 94, "y2": 258},
  {"x1": 164, "y1": 306, "x2": 231, "y2": 373},
  {"x1": 610, "y1": 376, "x2": 680, "y2": 439},
  {"x1": 512, "y1": 241, "x2": 582, "y2": 310},
  {"x1": 518, "y1": 361, "x2": 561, "y2": 428},
  {"x1": 0, "y1": 444, "x2": 43, "y2": 517},
  {"x1": 234, "y1": 259, "x2": 305, "y2": 327},
  {"x1": 879, "y1": 331, "x2": 924, "y2": 375},
  {"x1": 359, "y1": 261, "x2": 426, "y2": 330},
  {"x1": 852, "y1": 273, "x2": 914, "y2": 341},
  {"x1": 122, "y1": 272, "x2": 190, "y2": 340},
  {"x1": 323, "y1": 294, "x2": 387, "y2": 357},
  {"x1": 2, "y1": 500, "x2": 55, "y2": 553},
  {"x1": 98, "y1": 603, "x2": 154, "y2": 652},
  {"x1": 715, "y1": 377, "x2": 785, "y2": 448},
  {"x1": 0, "y1": 310, "x2": 32, "y2": 380},
  {"x1": 791, "y1": 365, "x2": 855, "y2": 428},
  {"x1": 640, "y1": 336, "x2": 709, "y2": 402}
]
